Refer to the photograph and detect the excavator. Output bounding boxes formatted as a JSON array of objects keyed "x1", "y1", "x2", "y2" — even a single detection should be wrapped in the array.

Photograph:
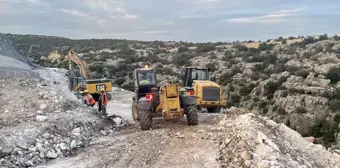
[{"x1": 67, "y1": 50, "x2": 112, "y2": 101}]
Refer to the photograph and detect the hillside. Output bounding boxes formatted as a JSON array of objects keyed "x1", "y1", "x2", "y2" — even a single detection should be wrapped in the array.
[{"x1": 3, "y1": 33, "x2": 340, "y2": 149}]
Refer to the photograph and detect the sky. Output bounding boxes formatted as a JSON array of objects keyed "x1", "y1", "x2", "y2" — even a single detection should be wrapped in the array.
[{"x1": 1, "y1": 0, "x2": 340, "y2": 42}]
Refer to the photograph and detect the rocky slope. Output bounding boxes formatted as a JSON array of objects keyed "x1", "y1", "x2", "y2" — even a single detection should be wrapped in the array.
[{"x1": 0, "y1": 35, "x2": 128, "y2": 168}]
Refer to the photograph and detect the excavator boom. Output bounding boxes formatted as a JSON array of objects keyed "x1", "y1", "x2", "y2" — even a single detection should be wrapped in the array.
[{"x1": 67, "y1": 50, "x2": 89, "y2": 79}]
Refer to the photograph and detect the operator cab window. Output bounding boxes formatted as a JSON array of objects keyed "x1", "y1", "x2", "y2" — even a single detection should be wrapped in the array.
[
  {"x1": 192, "y1": 69, "x2": 208, "y2": 80},
  {"x1": 137, "y1": 72, "x2": 156, "y2": 85}
]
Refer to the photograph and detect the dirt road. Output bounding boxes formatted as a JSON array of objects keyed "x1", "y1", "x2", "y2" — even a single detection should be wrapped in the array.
[{"x1": 37, "y1": 113, "x2": 223, "y2": 168}]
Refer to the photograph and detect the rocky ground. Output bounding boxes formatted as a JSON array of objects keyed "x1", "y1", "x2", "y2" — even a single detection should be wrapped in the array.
[
  {"x1": 37, "y1": 110, "x2": 340, "y2": 168},
  {"x1": 0, "y1": 66, "x2": 128, "y2": 168}
]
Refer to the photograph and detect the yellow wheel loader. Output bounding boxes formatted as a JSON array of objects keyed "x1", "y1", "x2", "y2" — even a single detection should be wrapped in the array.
[
  {"x1": 67, "y1": 50, "x2": 112, "y2": 101},
  {"x1": 180, "y1": 67, "x2": 226, "y2": 113},
  {"x1": 131, "y1": 63, "x2": 198, "y2": 130}
]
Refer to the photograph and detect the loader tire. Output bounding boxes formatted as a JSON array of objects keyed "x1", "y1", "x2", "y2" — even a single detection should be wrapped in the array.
[
  {"x1": 186, "y1": 105, "x2": 198, "y2": 125},
  {"x1": 137, "y1": 102, "x2": 152, "y2": 130},
  {"x1": 138, "y1": 109, "x2": 152, "y2": 130}
]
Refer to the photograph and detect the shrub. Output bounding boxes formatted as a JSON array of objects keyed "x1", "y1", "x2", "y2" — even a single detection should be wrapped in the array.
[
  {"x1": 285, "y1": 65, "x2": 300, "y2": 73},
  {"x1": 258, "y1": 43, "x2": 274, "y2": 51},
  {"x1": 302, "y1": 51, "x2": 313, "y2": 59},
  {"x1": 239, "y1": 83, "x2": 256, "y2": 96},
  {"x1": 226, "y1": 93, "x2": 241, "y2": 107},
  {"x1": 333, "y1": 35, "x2": 340, "y2": 41},
  {"x1": 206, "y1": 62, "x2": 217, "y2": 72},
  {"x1": 329, "y1": 99, "x2": 340, "y2": 111},
  {"x1": 233, "y1": 44, "x2": 248, "y2": 52},
  {"x1": 264, "y1": 81, "x2": 281, "y2": 94},
  {"x1": 172, "y1": 53, "x2": 192, "y2": 66},
  {"x1": 209, "y1": 52, "x2": 217, "y2": 59},
  {"x1": 195, "y1": 43, "x2": 216, "y2": 53},
  {"x1": 177, "y1": 46, "x2": 189, "y2": 53},
  {"x1": 325, "y1": 67, "x2": 340, "y2": 84},
  {"x1": 295, "y1": 70, "x2": 310, "y2": 79},
  {"x1": 264, "y1": 76, "x2": 287, "y2": 95},
  {"x1": 319, "y1": 34, "x2": 328, "y2": 41},
  {"x1": 223, "y1": 51, "x2": 233, "y2": 61},
  {"x1": 114, "y1": 78, "x2": 125, "y2": 86},
  {"x1": 310, "y1": 119, "x2": 339, "y2": 146}
]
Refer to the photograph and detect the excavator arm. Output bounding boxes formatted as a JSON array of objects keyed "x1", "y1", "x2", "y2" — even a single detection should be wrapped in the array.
[{"x1": 67, "y1": 50, "x2": 90, "y2": 79}]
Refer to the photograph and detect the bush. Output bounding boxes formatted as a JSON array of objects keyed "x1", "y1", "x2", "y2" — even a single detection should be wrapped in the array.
[
  {"x1": 195, "y1": 43, "x2": 216, "y2": 53},
  {"x1": 329, "y1": 99, "x2": 340, "y2": 111},
  {"x1": 319, "y1": 34, "x2": 328, "y2": 41},
  {"x1": 325, "y1": 67, "x2": 340, "y2": 84},
  {"x1": 333, "y1": 35, "x2": 340, "y2": 41},
  {"x1": 257, "y1": 43, "x2": 274, "y2": 51},
  {"x1": 310, "y1": 119, "x2": 339, "y2": 146},
  {"x1": 114, "y1": 78, "x2": 126, "y2": 86},
  {"x1": 209, "y1": 52, "x2": 217, "y2": 59},
  {"x1": 295, "y1": 70, "x2": 310, "y2": 79},
  {"x1": 264, "y1": 76, "x2": 288, "y2": 95},
  {"x1": 223, "y1": 51, "x2": 233, "y2": 61},
  {"x1": 285, "y1": 65, "x2": 300, "y2": 73},
  {"x1": 177, "y1": 46, "x2": 189, "y2": 53},
  {"x1": 239, "y1": 84, "x2": 256, "y2": 96},
  {"x1": 264, "y1": 81, "x2": 281, "y2": 94},
  {"x1": 233, "y1": 44, "x2": 248, "y2": 52},
  {"x1": 302, "y1": 51, "x2": 313, "y2": 59},
  {"x1": 226, "y1": 93, "x2": 241, "y2": 107},
  {"x1": 172, "y1": 53, "x2": 192, "y2": 66},
  {"x1": 282, "y1": 39, "x2": 287, "y2": 44},
  {"x1": 206, "y1": 62, "x2": 217, "y2": 72}
]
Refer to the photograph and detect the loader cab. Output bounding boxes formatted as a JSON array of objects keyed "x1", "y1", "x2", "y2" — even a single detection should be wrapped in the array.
[
  {"x1": 181, "y1": 67, "x2": 210, "y2": 87},
  {"x1": 133, "y1": 68, "x2": 158, "y2": 101}
]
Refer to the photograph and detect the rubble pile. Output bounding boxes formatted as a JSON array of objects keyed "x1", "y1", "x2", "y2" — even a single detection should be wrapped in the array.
[
  {"x1": 217, "y1": 112, "x2": 340, "y2": 168},
  {"x1": 0, "y1": 68, "x2": 127, "y2": 168}
]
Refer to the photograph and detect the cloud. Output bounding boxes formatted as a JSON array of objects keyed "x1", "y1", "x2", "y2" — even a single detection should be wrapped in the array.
[
  {"x1": 192, "y1": 0, "x2": 219, "y2": 4},
  {"x1": 226, "y1": 7, "x2": 305, "y2": 24},
  {"x1": 84, "y1": 0, "x2": 138, "y2": 20},
  {"x1": 26, "y1": 0, "x2": 47, "y2": 5},
  {"x1": 59, "y1": 9, "x2": 88, "y2": 17},
  {"x1": 124, "y1": 14, "x2": 139, "y2": 19},
  {"x1": 179, "y1": 15, "x2": 205, "y2": 19}
]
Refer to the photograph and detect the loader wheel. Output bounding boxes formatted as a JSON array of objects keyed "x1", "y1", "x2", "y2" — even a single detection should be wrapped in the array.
[
  {"x1": 186, "y1": 105, "x2": 198, "y2": 125},
  {"x1": 137, "y1": 102, "x2": 152, "y2": 130}
]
